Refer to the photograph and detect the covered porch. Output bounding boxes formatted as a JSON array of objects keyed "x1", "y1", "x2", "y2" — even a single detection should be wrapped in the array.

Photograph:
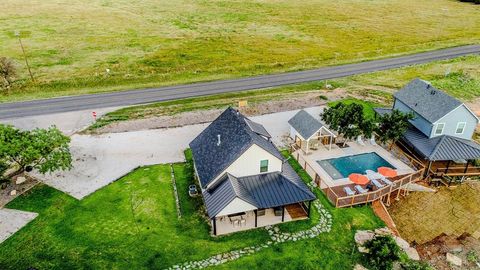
[
  {"x1": 399, "y1": 127, "x2": 480, "y2": 182},
  {"x1": 212, "y1": 203, "x2": 311, "y2": 235}
]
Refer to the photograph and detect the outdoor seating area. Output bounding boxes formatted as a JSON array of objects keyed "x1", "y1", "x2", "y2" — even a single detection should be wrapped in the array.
[
  {"x1": 291, "y1": 140, "x2": 425, "y2": 207},
  {"x1": 213, "y1": 204, "x2": 308, "y2": 235}
]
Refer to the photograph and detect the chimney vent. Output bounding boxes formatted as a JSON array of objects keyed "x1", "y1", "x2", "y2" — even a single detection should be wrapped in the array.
[{"x1": 217, "y1": 134, "x2": 221, "y2": 146}]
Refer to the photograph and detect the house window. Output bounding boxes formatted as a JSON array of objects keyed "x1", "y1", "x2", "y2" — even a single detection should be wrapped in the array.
[
  {"x1": 260, "y1": 160, "x2": 269, "y2": 173},
  {"x1": 456, "y1": 122, "x2": 466, "y2": 134},
  {"x1": 434, "y1": 123, "x2": 445, "y2": 135}
]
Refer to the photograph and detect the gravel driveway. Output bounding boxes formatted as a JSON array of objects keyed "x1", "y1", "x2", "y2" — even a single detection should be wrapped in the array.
[{"x1": 35, "y1": 106, "x2": 324, "y2": 199}]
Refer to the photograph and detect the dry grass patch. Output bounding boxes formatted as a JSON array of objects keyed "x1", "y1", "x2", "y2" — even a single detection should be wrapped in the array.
[
  {"x1": 1, "y1": 0, "x2": 480, "y2": 101},
  {"x1": 389, "y1": 182, "x2": 480, "y2": 244}
]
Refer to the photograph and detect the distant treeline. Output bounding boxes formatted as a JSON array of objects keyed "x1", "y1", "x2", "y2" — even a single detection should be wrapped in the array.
[{"x1": 460, "y1": 0, "x2": 480, "y2": 4}]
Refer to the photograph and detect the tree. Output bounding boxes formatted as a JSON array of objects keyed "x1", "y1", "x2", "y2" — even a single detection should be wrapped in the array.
[
  {"x1": 364, "y1": 235, "x2": 401, "y2": 270},
  {"x1": 0, "y1": 124, "x2": 72, "y2": 178},
  {"x1": 322, "y1": 102, "x2": 366, "y2": 146},
  {"x1": 376, "y1": 109, "x2": 414, "y2": 148},
  {"x1": 0, "y1": 57, "x2": 16, "y2": 90}
]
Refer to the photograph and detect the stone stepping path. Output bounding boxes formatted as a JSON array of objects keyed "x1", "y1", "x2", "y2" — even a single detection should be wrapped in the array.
[
  {"x1": 166, "y1": 197, "x2": 332, "y2": 270},
  {"x1": 0, "y1": 208, "x2": 38, "y2": 244}
]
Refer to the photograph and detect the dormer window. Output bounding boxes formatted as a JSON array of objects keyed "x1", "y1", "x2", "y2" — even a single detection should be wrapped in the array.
[
  {"x1": 455, "y1": 122, "x2": 466, "y2": 134},
  {"x1": 434, "y1": 123, "x2": 445, "y2": 136},
  {"x1": 260, "y1": 160, "x2": 269, "y2": 173}
]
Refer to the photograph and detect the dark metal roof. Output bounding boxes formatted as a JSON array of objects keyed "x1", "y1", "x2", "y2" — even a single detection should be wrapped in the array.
[
  {"x1": 190, "y1": 107, "x2": 283, "y2": 188},
  {"x1": 403, "y1": 126, "x2": 480, "y2": 161},
  {"x1": 202, "y1": 163, "x2": 316, "y2": 218},
  {"x1": 393, "y1": 78, "x2": 462, "y2": 123},
  {"x1": 373, "y1": 107, "x2": 393, "y2": 117},
  {"x1": 288, "y1": 110, "x2": 323, "y2": 140}
]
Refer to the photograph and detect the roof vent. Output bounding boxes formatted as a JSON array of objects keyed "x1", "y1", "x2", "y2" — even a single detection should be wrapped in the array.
[
  {"x1": 414, "y1": 103, "x2": 418, "y2": 107},
  {"x1": 430, "y1": 90, "x2": 436, "y2": 95},
  {"x1": 426, "y1": 84, "x2": 431, "y2": 89},
  {"x1": 217, "y1": 134, "x2": 221, "y2": 146}
]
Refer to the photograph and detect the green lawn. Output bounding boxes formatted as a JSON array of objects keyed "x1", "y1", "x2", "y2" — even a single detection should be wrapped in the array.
[
  {"x1": 327, "y1": 98, "x2": 381, "y2": 119},
  {"x1": 86, "y1": 55, "x2": 480, "y2": 132},
  {"x1": 1, "y1": 0, "x2": 480, "y2": 102},
  {"x1": 0, "y1": 151, "x2": 383, "y2": 269}
]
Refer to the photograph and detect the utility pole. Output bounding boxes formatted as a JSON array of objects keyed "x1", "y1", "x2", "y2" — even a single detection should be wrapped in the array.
[{"x1": 15, "y1": 30, "x2": 34, "y2": 82}]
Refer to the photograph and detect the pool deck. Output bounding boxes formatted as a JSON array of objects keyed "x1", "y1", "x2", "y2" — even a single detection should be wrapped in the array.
[
  {"x1": 297, "y1": 142, "x2": 414, "y2": 188},
  {"x1": 291, "y1": 141, "x2": 424, "y2": 207}
]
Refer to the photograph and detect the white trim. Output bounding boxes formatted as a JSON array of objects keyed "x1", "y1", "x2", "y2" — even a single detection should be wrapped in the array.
[
  {"x1": 455, "y1": 122, "x2": 466, "y2": 135},
  {"x1": 435, "y1": 104, "x2": 480, "y2": 124},
  {"x1": 434, "y1": 123, "x2": 445, "y2": 136}
]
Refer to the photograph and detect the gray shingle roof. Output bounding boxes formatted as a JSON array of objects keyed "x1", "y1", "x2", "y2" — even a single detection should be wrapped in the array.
[
  {"x1": 244, "y1": 118, "x2": 271, "y2": 138},
  {"x1": 288, "y1": 110, "x2": 323, "y2": 140},
  {"x1": 202, "y1": 163, "x2": 316, "y2": 218},
  {"x1": 189, "y1": 107, "x2": 283, "y2": 188},
  {"x1": 403, "y1": 126, "x2": 480, "y2": 161},
  {"x1": 373, "y1": 107, "x2": 393, "y2": 117},
  {"x1": 394, "y1": 78, "x2": 462, "y2": 123}
]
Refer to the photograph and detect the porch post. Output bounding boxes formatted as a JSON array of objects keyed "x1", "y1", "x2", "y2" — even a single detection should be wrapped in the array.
[
  {"x1": 464, "y1": 160, "x2": 470, "y2": 174},
  {"x1": 329, "y1": 136, "x2": 332, "y2": 151},
  {"x1": 254, "y1": 210, "x2": 258, "y2": 227},
  {"x1": 307, "y1": 201, "x2": 312, "y2": 218},
  {"x1": 281, "y1": 206, "x2": 285, "y2": 222},
  {"x1": 445, "y1": 160, "x2": 451, "y2": 174},
  {"x1": 212, "y1": 218, "x2": 217, "y2": 236},
  {"x1": 305, "y1": 140, "x2": 309, "y2": 154},
  {"x1": 424, "y1": 161, "x2": 432, "y2": 178}
]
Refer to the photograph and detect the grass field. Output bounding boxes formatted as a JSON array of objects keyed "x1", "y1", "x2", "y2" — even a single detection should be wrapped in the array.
[
  {"x1": 87, "y1": 55, "x2": 480, "y2": 131},
  {"x1": 0, "y1": 151, "x2": 383, "y2": 269},
  {"x1": 1, "y1": 0, "x2": 480, "y2": 102}
]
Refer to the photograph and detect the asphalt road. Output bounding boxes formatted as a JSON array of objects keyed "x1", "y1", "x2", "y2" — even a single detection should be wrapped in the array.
[{"x1": 1, "y1": 45, "x2": 479, "y2": 119}]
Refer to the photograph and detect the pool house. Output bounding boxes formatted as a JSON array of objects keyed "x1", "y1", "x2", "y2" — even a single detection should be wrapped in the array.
[{"x1": 288, "y1": 110, "x2": 336, "y2": 154}]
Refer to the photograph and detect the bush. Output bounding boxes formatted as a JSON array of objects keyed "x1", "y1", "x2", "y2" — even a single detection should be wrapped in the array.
[
  {"x1": 364, "y1": 235, "x2": 401, "y2": 270},
  {"x1": 401, "y1": 260, "x2": 434, "y2": 270}
]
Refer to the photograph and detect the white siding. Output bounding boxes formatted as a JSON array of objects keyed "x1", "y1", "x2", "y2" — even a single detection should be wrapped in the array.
[
  {"x1": 206, "y1": 144, "x2": 283, "y2": 189},
  {"x1": 216, "y1": 198, "x2": 257, "y2": 216}
]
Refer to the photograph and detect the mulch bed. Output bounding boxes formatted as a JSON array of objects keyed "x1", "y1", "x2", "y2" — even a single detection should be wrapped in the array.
[{"x1": 0, "y1": 174, "x2": 39, "y2": 208}]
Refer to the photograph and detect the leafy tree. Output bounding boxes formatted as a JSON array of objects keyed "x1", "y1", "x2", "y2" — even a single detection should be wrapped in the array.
[
  {"x1": 360, "y1": 118, "x2": 376, "y2": 139},
  {"x1": 376, "y1": 109, "x2": 414, "y2": 148},
  {"x1": 364, "y1": 235, "x2": 401, "y2": 270},
  {"x1": 0, "y1": 57, "x2": 16, "y2": 91},
  {"x1": 322, "y1": 102, "x2": 368, "y2": 146},
  {"x1": 0, "y1": 124, "x2": 72, "y2": 178}
]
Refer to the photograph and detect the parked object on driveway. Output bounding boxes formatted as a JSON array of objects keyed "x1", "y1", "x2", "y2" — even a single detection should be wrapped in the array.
[{"x1": 188, "y1": 185, "x2": 198, "y2": 197}]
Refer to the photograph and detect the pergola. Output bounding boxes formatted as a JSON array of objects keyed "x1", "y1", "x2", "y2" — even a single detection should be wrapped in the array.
[{"x1": 288, "y1": 110, "x2": 336, "y2": 154}]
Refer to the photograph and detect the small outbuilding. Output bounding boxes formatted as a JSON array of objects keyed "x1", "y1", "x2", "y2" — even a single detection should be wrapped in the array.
[{"x1": 288, "y1": 110, "x2": 336, "y2": 153}]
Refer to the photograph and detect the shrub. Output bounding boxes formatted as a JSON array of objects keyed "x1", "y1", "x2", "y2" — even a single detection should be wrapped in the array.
[
  {"x1": 364, "y1": 235, "x2": 401, "y2": 270},
  {"x1": 401, "y1": 260, "x2": 434, "y2": 270}
]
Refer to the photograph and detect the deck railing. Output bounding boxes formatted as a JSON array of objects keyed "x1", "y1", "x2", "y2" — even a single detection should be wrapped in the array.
[{"x1": 290, "y1": 143, "x2": 426, "y2": 208}]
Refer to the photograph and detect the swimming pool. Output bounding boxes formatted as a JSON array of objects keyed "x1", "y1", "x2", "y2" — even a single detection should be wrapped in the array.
[{"x1": 317, "y1": 152, "x2": 396, "y2": 180}]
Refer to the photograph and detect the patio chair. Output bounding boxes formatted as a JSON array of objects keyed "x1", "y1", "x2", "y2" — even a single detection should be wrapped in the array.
[
  {"x1": 355, "y1": 185, "x2": 368, "y2": 194},
  {"x1": 343, "y1": 186, "x2": 356, "y2": 196},
  {"x1": 369, "y1": 135, "x2": 377, "y2": 146},
  {"x1": 371, "y1": 179, "x2": 385, "y2": 188},
  {"x1": 233, "y1": 219, "x2": 240, "y2": 227},
  {"x1": 381, "y1": 178, "x2": 393, "y2": 186},
  {"x1": 356, "y1": 135, "x2": 365, "y2": 146},
  {"x1": 240, "y1": 218, "x2": 247, "y2": 226}
]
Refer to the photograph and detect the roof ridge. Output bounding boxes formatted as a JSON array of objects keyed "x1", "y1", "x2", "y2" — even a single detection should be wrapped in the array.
[{"x1": 429, "y1": 135, "x2": 448, "y2": 158}]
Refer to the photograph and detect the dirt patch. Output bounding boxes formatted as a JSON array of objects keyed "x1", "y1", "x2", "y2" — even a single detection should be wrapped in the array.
[
  {"x1": 416, "y1": 233, "x2": 480, "y2": 270},
  {"x1": 0, "y1": 174, "x2": 39, "y2": 208},
  {"x1": 388, "y1": 181, "x2": 480, "y2": 244},
  {"x1": 93, "y1": 89, "x2": 348, "y2": 134}
]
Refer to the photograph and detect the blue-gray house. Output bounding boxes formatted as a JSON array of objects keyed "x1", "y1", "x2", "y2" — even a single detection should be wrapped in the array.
[{"x1": 375, "y1": 79, "x2": 480, "y2": 179}]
